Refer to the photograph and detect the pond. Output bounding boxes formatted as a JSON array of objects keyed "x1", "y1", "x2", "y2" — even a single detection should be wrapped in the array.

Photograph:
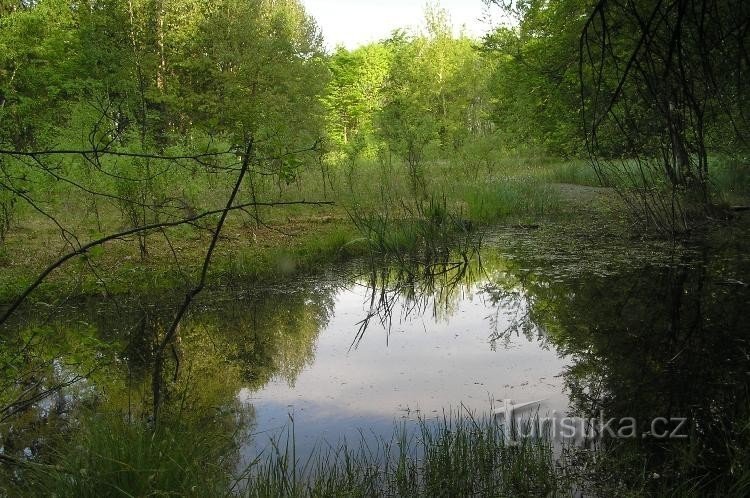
[
  {"x1": 2, "y1": 222, "x2": 749, "y2": 488},
  {"x1": 231, "y1": 223, "x2": 750, "y2": 468}
]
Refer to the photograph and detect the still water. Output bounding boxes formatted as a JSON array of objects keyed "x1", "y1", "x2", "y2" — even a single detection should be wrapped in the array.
[
  {"x1": 227, "y1": 223, "x2": 750, "y2": 471},
  {"x1": 3, "y1": 223, "x2": 749, "y2": 487},
  {"x1": 239, "y1": 274, "x2": 569, "y2": 456}
]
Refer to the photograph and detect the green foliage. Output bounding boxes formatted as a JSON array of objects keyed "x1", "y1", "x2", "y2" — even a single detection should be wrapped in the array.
[
  {"x1": 323, "y1": 43, "x2": 390, "y2": 154},
  {"x1": 0, "y1": 0, "x2": 77, "y2": 148},
  {"x1": 0, "y1": 0, "x2": 329, "y2": 259},
  {"x1": 578, "y1": 0, "x2": 750, "y2": 232},
  {"x1": 321, "y1": 6, "x2": 495, "y2": 199},
  {"x1": 482, "y1": 0, "x2": 594, "y2": 157},
  {"x1": 347, "y1": 192, "x2": 478, "y2": 260},
  {"x1": 375, "y1": 9, "x2": 490, "y2": 195},
  {"x1": 176, "y1": 0, "x2": 328, "y2": 151},
  {"x1": 0, "y1": 0, "x2": 328, "y2": 184}
]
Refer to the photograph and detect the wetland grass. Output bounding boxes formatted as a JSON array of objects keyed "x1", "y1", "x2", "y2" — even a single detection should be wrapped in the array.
[
  {"x1": 242, "y1": 413, "x2": 562, "y2": 497},
  {"x1": 7, "y1": 410, "x2": 564, "y2": 497}
]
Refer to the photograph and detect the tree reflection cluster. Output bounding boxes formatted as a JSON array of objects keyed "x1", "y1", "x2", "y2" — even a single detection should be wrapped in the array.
[{"x1": 486, "y1": 233, "x2": 750, "y2": 493}]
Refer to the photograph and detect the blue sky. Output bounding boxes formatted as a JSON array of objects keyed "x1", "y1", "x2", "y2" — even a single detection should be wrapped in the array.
[{"x1": 302, "y1": 0, "x2": 506, "y2": 50}]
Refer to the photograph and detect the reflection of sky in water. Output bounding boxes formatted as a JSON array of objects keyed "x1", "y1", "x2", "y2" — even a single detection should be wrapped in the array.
[{"x1": 238, "y1": 281, "x2": 569, "y2": 458}]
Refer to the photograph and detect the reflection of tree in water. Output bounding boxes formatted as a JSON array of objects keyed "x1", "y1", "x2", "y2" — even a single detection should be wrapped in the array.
[
  {"x1": 499, "y1": 238, "x2": 750, "y2": 492},
  {"x1": 351, "y1": 252, "x2": 487, "y2": 347},
  {"x1": 478, "y1": 267, "x2": 550, "y2": 350},
  {"x1": 351, "y1": 247, "x2": 560, "y2": 350},
  {"x1": 0, "y1": 328, "x2": 99, "y2": 458},
  {"x1": 0, "y1": 280, "x2": 337, "y2": 454},
  {"x1": 109, "y1": 281, "x2": 337, "y2": 405},
  {"x1": 192, "y1": 285, "x2": 335, "y2": 390}
]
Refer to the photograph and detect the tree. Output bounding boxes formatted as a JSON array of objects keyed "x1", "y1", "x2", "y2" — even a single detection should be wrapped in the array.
[
  {"x1": 323, "y1": 44, "x2": 390, "y2": 149},
  {"x1": 581, "y1": 0, "x2": 750, "y2": 232},
  {"x1": 0, "y1": 0, "x2": 331, "y2": 422},
  {"x1": 0, "y1": 0, "x2": 77, "y2": 149},
  {"x1": 376, "y1": 5, "x2": 486, "y2": 196},
  {"x1": 377, "y1": 33, "x2": 438, "y2": 196},
  {"x1": 482, "y1": 0, "x2": 595, "y2": 157}
]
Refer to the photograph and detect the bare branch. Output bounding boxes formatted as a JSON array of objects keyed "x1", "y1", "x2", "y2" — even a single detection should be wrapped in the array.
[{"x1": 0, "y1": 197, "x2": 334, "y2": 326}]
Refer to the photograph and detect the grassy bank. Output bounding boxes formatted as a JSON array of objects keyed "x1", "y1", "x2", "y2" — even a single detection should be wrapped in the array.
[
  {"x1": 2, "y1": 152, "x2": 745, "y2": 318},
  {"x1": 0, "y1": 222, "x2": 363, "y2": 305},
  {"x1": 10, "y1": 408, "x2": 748, "y2": 497},
  {"x1": 0, "y1": 158, "x2": 609, "y2": 307}
]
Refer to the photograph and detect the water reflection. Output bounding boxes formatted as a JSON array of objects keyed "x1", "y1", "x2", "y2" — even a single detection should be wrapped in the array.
[
  {"x1": 351, "y1": 255, "x2": 487, "y2": 346},
  {"x1": 0, "y1": 277, "x2": 340, "y2": 455},
  {"x1": 2, "y1": 225, "x2": 748, "y2": 491},
  {"x1": 484, "y1": 232, "x2": 750, "y2": 491},
  {"x1": 239, "y1": 274, "x2": 569, "y2": 458}
]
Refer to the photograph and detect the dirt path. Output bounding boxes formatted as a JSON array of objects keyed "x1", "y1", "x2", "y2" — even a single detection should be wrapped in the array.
[{"x1": 552, "y1": 183, "x2": 616, "y2": 204}]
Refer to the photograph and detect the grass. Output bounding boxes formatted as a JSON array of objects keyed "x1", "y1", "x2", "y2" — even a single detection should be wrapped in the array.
[
  {"x1": 7, "y1": 413, "x2": 238, "y2": 498},
  {"x1": 710, "y1": 155, "x2": 750, "y2": 205},
  {"x1": 0, "y1": 155, "x2": 597, "y2": 307},
  {"x1": 462, "y1": 179, "x2": 563, "y2": 224},
  {"x1": 347, "y1": 194, "x2": 475, "y2": 258},
  {"x1": 218, "y1": 224, "x2": 363, "y2": 283},
  {"x1": 6, "y1": 409, "x2": 565, "y2": 498},
  {"x1": 242, "y1": 413, "x2": 562, "y2": 497},
  {"x1": 539, "y1": 160, "x2": 603, "y2": 187},
  {"x1": 0, "y1": 222, "x2": 364, "y2": 306},
  {"x1": 9, "y1": 149, "x2": 746, "y2": 317}
]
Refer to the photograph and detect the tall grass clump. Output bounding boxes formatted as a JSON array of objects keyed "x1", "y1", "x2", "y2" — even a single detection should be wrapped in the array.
[
  {"x1": 710, "y1": 155, "x2": 750, "y2": 204},
  {"x1": 348, "y1": 195, "x2": 475, "y2": 259},
  {"x1": 241, "y1": 412, "x2": 564, "y2": 497},
  {"x1": 541, "y1": 161, "x2": 604, "y2": 187},
  {"x1": 15, "y1": 414, "x2": 237, "y2": 498},
  {"x1": 463, "y1": 179, "x2": 562, "y2": 224}
]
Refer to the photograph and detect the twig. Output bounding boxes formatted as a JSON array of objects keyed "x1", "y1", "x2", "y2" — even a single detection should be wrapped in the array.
[{"x1": 0, "y1": 197, "x2": 333, "y2": 326}]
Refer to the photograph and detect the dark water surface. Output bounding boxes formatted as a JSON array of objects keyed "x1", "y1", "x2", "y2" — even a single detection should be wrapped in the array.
[{"x1": 236, "y1": 225, "x2": 750, "y2": 468}]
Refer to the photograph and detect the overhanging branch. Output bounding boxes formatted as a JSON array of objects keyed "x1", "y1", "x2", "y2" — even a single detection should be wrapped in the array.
[{"x1": 0, "y1": 197, "x2": 334, "y2": 326}]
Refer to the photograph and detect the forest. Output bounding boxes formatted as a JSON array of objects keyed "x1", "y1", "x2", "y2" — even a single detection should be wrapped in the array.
[{"x1": 0, "y1": 0, "x2": 749, "y2": 496}]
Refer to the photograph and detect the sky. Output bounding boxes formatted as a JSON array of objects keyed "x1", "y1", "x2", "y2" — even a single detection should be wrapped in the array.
[{"x1": 302, "y1": 0, "x2": 505, "y2": 50}]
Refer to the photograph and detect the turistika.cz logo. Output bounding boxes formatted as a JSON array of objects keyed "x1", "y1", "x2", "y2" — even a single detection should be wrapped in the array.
[{"x1": 493, "y1": 399, "x2": 689, "y2": 441}]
